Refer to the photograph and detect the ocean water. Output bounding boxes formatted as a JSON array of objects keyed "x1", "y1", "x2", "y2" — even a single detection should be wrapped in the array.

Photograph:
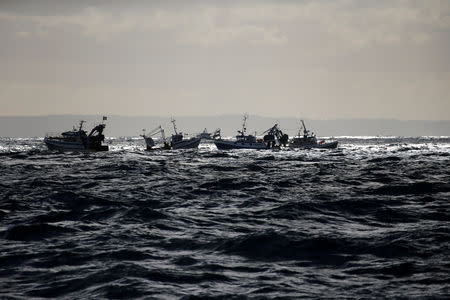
[{"x1": 1, "y1": 137, "x2": 449, "y2": 299}]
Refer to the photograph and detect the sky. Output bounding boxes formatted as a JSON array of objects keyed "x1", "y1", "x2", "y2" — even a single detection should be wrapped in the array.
[{"x1": 1, "y1": 0, "x2": 449, "y2": 120}]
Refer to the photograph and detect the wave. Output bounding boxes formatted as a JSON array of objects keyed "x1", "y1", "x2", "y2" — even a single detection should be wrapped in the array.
[
  {"x1": 3, "y1": 223, "x2": 77, "y2": 241},
  {"x1": 1, "y1": 136, "x2": 449, "y2": 298}
]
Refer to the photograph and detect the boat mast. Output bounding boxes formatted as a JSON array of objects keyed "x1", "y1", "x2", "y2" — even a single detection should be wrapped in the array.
[
  {"x1": 161, "y1": 127, "x2": 166, "y2": 143},
  {"x1": 171, "y1": 118, "x2": 178, "y2": 135},
  {"x1": 239, "y1": 114, "x2": 248, "y2": 136},
  {"x1": 79, "y1": 120, "x2": 86, "y2": 132},
  {"x1": 301, "y1": 120, "x2": 307, "y2": 136}
]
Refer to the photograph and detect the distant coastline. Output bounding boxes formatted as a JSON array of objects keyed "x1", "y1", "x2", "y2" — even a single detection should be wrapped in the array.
[{"x1": 1, "y1": 115, "x2": 449, "y2": 137}]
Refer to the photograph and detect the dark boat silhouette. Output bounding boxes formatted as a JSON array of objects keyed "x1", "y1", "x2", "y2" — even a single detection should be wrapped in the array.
[
  {"x1": 169, "y1": 119, "x2": 201, "y2": 150},
  {"x1": 44, "y1": 119, "x2": 108, "y2": 151},
  {"x1": 289, "y1": 120, "x2": 338, "y2": 149},
  {"x1": 142, "y1": 126, "x2": 171, "y2": 150},
  {"x1": 213, "y1": 115, "x2": 268, "y2": 150}
]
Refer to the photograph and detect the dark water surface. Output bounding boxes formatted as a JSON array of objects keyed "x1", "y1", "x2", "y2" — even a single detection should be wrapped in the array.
[{"x1": 1, "y1": 137, "x2": 449, "y2": 299}]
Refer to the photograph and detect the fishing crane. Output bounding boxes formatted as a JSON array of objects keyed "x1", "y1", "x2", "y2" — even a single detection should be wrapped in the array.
[
  {"x1": 263, "y1": 124, "x2": 289, "y2": 147},
  {"x1": 142, "y1": 126, "x2": 167, "y2": 150}
]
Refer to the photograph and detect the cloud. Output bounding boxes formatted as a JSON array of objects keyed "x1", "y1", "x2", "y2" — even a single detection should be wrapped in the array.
[
  {"x1": 231, "y1": 0, "x2": 450, "y2": 48},
  {"x1": 1, "y1": 0, "x2": 448, "y2": 48},
  {"x1": 16, "y1": 31, "x2": 30, "y2": 38},
  {"x1": 0, "y1": 6, "x2": 286, "y2": 45}
]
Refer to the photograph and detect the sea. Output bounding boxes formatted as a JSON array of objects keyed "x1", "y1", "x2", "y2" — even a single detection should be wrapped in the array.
[{"x1": 1, "y1": 137, "x2": 449, "y2": 299}]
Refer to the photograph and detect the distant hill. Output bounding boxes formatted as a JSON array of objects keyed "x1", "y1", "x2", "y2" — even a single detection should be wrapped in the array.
[{"x1": 0, "y1": 115, "x2": 449, "y2": 137}]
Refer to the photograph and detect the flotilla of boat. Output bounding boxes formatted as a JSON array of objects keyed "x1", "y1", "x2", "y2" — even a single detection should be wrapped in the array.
[{"x1": 44, "y1": 115, "x2": 338, "y2": 152}]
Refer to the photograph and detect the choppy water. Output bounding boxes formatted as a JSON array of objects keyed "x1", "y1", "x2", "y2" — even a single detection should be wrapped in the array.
[{"x1": 1, "y1": 137, "x2": 449, "y2": 299}]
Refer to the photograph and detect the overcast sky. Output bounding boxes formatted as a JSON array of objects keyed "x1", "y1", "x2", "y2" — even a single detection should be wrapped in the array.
[{"x1": 1, "y1": 0, "x2": 449, "y2": 119}]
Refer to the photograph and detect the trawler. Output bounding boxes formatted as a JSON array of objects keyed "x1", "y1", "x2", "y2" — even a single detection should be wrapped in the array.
[
  {"x1": 196, "y1": 128, "x2": 213, "y2": 140},
  {"x1": 141, "y1": 126, "x2": 170, "y2": 150},
  {"x1": 44, "y1": 119, "x2": 109, "y2": 151},
  {"x1": 169, "y1": 119, "x2": 201, "y2": 150},
  {"x1": 213, "y1": 115, "x2": 268, "y2": 150},
  {"x1": 289, "y1": 120, "x2": 338, "y2": 149},
  {"x1": 262, "y1": 124, "x2": 289, "y2": 149}
]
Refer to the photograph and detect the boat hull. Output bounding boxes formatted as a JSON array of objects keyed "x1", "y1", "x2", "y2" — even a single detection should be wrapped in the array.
[
  {"x1": 44, "y1": 138, "x2": 109, "y2": 152},
  {"x1": 143, "y1": 137, "x2": 155, "y2": 150},
  {"x1": 171, "y1": 138, "x2": 201, "y2": 150},
  {"x1": 214, "y1": 139, "x2": 267, "y2": 150}
]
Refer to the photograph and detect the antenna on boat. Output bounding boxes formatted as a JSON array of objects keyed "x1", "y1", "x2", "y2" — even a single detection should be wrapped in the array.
[
  {"x1": 300, "y1": 119, "x2": 308, "y2": 136},
  {"x1": 79, "y1": 120, "x2": 86, "y2": 131},
  {"x1": 171, "y1": 117, "x2": 178, "y2": 135},
  {"x1": 239, "y1": 113, "x2": 248, "y2": 135}
]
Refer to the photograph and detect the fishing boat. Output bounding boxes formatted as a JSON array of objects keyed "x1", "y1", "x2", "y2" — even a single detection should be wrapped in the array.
[
  {"x1": 44, "y1": 118, "x2": 109, "y2": 151},
  {"x1": 141, "y1": 126, "x2": 170, "y2": 150},
  {"x1": 289, "y1": 120, "x2": 338, "y2": 149},
  {"x1": 196, "y1": 128, "x2": 213, "y2": 140},
  {"x1": 262, "y1": 124, "x2": 289, "y2": 149},
  {"x1": 169, "y1": 119, "x2": 201, "y2": 150},
  {"x1": 213, "y1": 115, "x2": 268, "y2": 150}
]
